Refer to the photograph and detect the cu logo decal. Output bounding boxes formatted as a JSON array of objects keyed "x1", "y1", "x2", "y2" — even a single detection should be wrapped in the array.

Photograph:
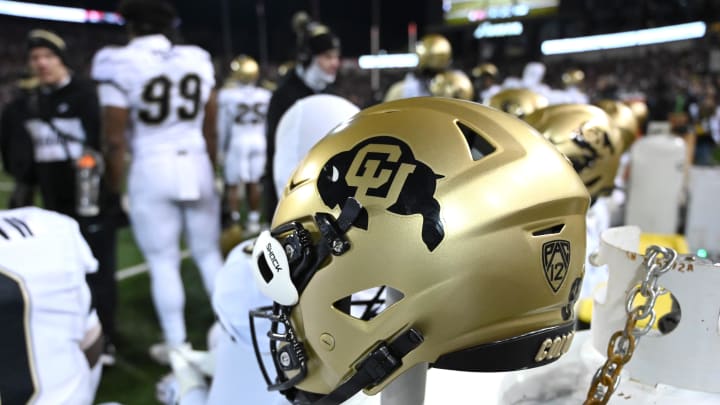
[
  {"x1": 345, "y1": 143, "x2": 417, "y2": 208},
  {"x1": 318, "y1": 136, "x2": 445, "y2": 251}
]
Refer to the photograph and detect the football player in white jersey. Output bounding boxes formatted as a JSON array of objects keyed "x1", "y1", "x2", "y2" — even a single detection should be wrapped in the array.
[
  {"x1": 91, "y1": 0, "x2": 223, "y2": 363},
  {"x1": 155, "y1": 240, "x2": 291, "y2": 405},
  {"x1": 217, "y1": 55, "x2": 271, "y2": 235},
  {"x1": 155, "y1": 94, "x2": 365, "y2": 405},
  {"x1": 0, "y1": 207, "x2": 103, "y2": 405}
]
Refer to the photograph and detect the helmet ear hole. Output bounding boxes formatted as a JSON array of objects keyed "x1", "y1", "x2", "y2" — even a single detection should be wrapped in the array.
[{"x1": 332, "y1": 286, "x2": 401, "y2": 321}]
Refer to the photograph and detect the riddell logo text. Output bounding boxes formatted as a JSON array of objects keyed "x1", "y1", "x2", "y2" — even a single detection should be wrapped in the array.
[
  {"x1": 534, "y1": 331, "x2": 574, "y2": 362},
  {"x1": 266, "y1": 243, "x2": 282, "y2": 272}
]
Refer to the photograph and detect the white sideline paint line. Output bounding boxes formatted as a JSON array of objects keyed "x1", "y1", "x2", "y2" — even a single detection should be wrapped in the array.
[
  {"x1": 0, "y1": 182, "x2": 13, "y2": 192},
  {"x1": 116, "y1": 250, "x2": 191, "y2": 281}
]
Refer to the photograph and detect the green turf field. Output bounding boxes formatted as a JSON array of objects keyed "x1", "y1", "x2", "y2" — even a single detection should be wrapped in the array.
[{"x1": 0, "y1": 172, "x2": 216, "y2": 405}]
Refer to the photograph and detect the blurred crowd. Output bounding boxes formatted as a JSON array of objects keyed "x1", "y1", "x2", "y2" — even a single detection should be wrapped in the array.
[
  {"x1": 1, "y1": 14, "x2": 720, "y2": 135},
  {"x1": 0, "y1": 21, "x2": 717, "y2": 121}
]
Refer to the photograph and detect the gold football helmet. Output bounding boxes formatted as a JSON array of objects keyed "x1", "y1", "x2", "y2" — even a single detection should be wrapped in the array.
[
  {"x1": 229, "y1": 54, "x2": 259, "y2": 85},
  {"x1": 488, "y1": 88, "x2": 549, "y2": 118},
  {"x1": 416, "y1": 34, "x2": 452, "y2": 72},
  {"x1": 429, "y1": 69, "x2": 474, "y2": 100},
  {"x1": 220, "y1": 224, "x2": 244, "y2": 258},
  {"x1": 383, "y1": 80, "x2": 405, "y2": 102},
  {"x1": 625, "y1": 99, "x2": 648, "y2": 133},
  {"x1": 524, "y1": 104, "x2": 622, "y2": 201},
  {"x1": 471, "y1": 62, "x2": 498, "y2": 79},
  {"x1": 561, "y1": 69, "x2": 585, "y2": 87},
  {"x1": 248, "y1": 97, "x2": 589, "y2": 402},
  {"x1": 594, "y1": 99, "x2": 639, "y2": 151},
  {"x1": 277, "y1": 60, "x2": 296, "y2": 78}
]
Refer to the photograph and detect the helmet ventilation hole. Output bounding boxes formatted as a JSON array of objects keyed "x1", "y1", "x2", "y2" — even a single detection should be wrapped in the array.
[
  {"x1": 532, "y1": 223, "x2": 565, "y2": 236},
  {"x1": 332, "y1": 286, "x2": 400, "y2": 321},
  {"x1": 456, "y1": 121, "x2": 496, "y2": 161}
]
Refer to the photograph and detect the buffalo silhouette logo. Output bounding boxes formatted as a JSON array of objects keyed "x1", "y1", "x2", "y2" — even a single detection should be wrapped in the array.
[
  {"x1": 569, "y1": 123, "x2": 615, "y2": 186},
  {"x1": 542, "y1": 240, "x2": 571, "y2": 293},
  {"x1": 317, "y1": 136, "x2": 445, "y2": 251}
]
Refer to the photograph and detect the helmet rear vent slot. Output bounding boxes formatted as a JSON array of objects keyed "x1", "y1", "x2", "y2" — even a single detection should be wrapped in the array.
[
  {"x1": 456, "y1": 121, "x2": 496, "y2": 161},
  {"x1": 532, "y1": 224, "x2": 565, "y2": 236},
  {"x1": 333, "y1": 286, "x2": 398, "y2": 321}
]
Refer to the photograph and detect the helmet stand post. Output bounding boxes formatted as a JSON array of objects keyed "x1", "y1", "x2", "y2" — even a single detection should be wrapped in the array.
[{"x1": 380, "y1": 287, "x2": 428, "y2": 405}]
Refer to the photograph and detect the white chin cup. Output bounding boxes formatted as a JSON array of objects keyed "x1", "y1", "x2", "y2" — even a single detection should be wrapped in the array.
[{"x1": 251, "y1": 230, "x2": 299, "y2": 306}]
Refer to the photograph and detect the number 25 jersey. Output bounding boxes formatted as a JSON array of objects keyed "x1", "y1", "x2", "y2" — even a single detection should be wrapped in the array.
[{"x1": 91, "y1": 34, "x2": 216, "y2": 155}]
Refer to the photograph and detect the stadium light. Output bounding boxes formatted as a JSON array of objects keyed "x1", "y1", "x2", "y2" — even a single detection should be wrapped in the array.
[
  {"x1": 0, "y1": 0, "x2": 123, "y2": 24},
  {"x1": 541, "y1": 21, "x2": 707, "y2": 55},
  {"x1": 358, "y1": 53, "x2": 419, "y2": 69}
]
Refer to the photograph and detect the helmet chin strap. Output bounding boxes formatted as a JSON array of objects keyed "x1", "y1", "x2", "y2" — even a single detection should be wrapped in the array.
[{"x1": 300, "y1": 328, "x2": 424, "y2": 405}]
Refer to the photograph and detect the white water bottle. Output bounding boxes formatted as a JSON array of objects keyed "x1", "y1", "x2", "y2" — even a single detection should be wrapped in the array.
[{"x1": 75, "y1": 148, "x2": 104, "y2": 217}]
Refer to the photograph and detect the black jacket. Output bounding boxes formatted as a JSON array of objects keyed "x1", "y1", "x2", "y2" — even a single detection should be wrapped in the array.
[
  {"x1": 262, "y1": 69, "x2": 317, "y2": 219},
  {"x1": 0, "y1": 89, "x2": 36, "y2": 184},
  {"x1": 23, "y1": 77, "x2": 105, "y2": 219}
]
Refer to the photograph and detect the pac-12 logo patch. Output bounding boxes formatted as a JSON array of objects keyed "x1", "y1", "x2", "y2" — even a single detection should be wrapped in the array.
[
  {"x1": 542, "y1": 240, "x2": 570, "y2": 293},
  {"x1": 317, "y1": 136, "x2": 444, "y2": 251}
]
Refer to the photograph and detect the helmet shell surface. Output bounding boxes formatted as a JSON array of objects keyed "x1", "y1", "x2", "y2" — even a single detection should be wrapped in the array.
[{"x1": 274, "y1": 98, "x2": 589, "y2": 395}]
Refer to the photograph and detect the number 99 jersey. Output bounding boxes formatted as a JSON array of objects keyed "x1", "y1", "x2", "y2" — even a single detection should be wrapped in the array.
[{"x1": 91, "y1": 35, "x2": 215, "y2": 154}]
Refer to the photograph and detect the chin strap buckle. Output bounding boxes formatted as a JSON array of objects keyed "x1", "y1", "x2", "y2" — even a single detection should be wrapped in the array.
[
  {"x1": 309, "y1": 328, "x2": 424, "y2": 405},
  {"x1": 357, "y1": 328, "x2": 424, "y2": 388}
]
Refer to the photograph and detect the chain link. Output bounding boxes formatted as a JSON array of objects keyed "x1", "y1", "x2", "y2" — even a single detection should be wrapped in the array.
[{"x1": 584, "y1": 245, "x2": 677, "y2": 405}]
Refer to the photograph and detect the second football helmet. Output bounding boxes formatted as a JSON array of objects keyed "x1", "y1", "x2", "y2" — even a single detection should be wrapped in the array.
[
  {"x1": 471, "y1": 63, "x2": 498, "y2": 79},
  {"x1": 524, "y1": 104, "x2": 623, "y2": 201},
  {"x1": 220, "y1": 224, "x2": 244, "y2": 258},
  {"x1": 488, "y1": 88, "x2": 549, "y2": 118},
  {"x1": 561, "y1": 69, "x2": 585, "y2": 87},
  {"x1": 277, "y1": 60, "x2": 296, "y2": 78},
  {"x1": 229, "y1": 55, "x2": 259, "y2": 85},
  {"x1": 248, "y1": 97, "x2": 589, "y2": 403},
  {"x1": 625, "y1": 100, "x2": 648, "y2": 134},
  {"x1": 416, "y1": 34, "x2": 452, "y2": 72},
  {"x1": 594, "y1": 99, "x2": 639, "y2": 151},
  {"x1": 429, "y1": 69, "x2": 474, "y2": 100}
]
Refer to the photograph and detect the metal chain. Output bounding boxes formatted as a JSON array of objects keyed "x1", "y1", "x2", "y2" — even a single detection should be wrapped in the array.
[{"x1": 584, "y1": 245, "x2": 678, "y2": 405}]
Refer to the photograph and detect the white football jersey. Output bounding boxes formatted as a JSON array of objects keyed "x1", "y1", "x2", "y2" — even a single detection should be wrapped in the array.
[
  {"x1": 91, "y1": 35, "x2": 215, "y2": 156},
  {"x1": 0, "y1": 207, "x2": 99, "y2": 405},
  {"x1": 209, "y1": 240, "x2": 288, "y2": 405},
  {"x1": 217, "y1": 84, "x2": 271, "y2": 153}
]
